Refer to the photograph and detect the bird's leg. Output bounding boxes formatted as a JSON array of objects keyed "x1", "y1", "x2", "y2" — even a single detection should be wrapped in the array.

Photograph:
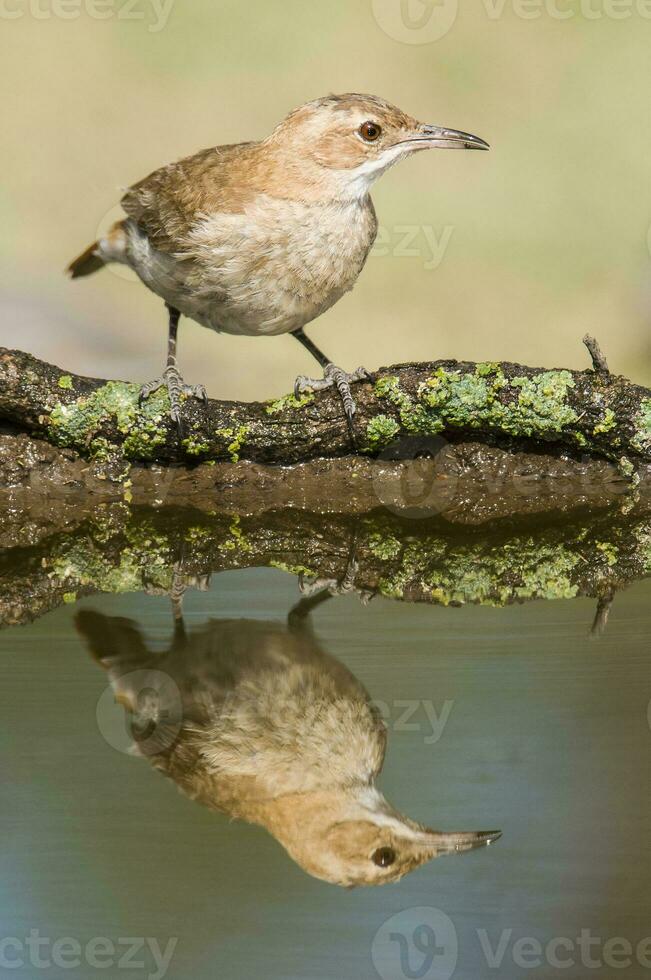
[
  {"x1": 297, "y1": 526, "x2": 375, "y2": 604},
  {"x1": 139, "y1": 304, "x2": 207, "y2": 427},
  {"x1": 287, "y1": 588, "x2": 334, "y2": 633},
  {"x1": 170, "y1": 561, "x2": 187, "y2": 632},
  {"x1": 168, "y1": 553, "x2": 211, "y2": 647},
  {"x1": 291, "y1": 328, "x2": 370, "y2": 443}
]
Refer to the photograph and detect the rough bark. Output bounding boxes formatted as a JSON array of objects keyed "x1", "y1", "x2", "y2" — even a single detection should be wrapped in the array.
[{"x1": 1, "y1": 344, "x2": 650, "y2": 469}]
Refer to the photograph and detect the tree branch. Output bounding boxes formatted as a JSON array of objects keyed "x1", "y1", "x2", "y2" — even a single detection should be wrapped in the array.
[{"x1": 0, "y1": 344, "x2": 649, "y2": 467}]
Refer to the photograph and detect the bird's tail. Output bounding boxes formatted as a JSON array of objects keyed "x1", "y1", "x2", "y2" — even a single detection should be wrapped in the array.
[
  {"x1": 75, "y1": 610, "x2": 151, "y2": 672},
  {"x1": 67, "y1": 241, "x2": 105, "y2": 279},
  {"x1": 67, "y1": 220, "x2": 128, "y2": 278},
  {"x1": 75, "y1": 610, "x2": 183, "y2": 758}
]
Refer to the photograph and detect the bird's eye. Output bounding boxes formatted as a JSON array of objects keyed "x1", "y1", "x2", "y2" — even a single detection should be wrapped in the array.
[
  {"x1": 372, "y1": 846, "x2": 396, "y2": 867},
  {"x1": 359, "y1": 121, "x2": 382, "y2": 143}
]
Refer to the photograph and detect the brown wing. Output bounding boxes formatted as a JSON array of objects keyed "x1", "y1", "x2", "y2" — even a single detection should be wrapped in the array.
[{"x1": 120, "y1": 141, "x2": 258, "y2": 254}]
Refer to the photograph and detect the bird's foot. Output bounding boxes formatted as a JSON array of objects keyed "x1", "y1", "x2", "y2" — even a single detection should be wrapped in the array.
[
  {"x1": 168, "y1": 561, "x2": 211, "y2": 620},
  {"x1": 298, "y1": 557, "x2": 375, "y2": 605},
  {"x1": 139, "y1": 367, "x2": 207, "y2": 426},
  {"x1": 294, "y1": 363, "x2": 371, "y2": 433}
]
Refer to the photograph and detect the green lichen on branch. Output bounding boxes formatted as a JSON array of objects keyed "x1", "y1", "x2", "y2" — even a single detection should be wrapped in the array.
[
  {"x1": 367, "y1": 530, "x2": 402, "y2": 560},
  {"x1": 632, "y1": 398, "x2": 651, "y2": 453},
  {"x1": 372, "y1": 365, "x2": 580, "y2": 446},
  {"x1": 220, "y1": 515, "x2": 252, "y2": 552},
  {"x1": 182, "y1": 435, "x2": 211, "y2": 457},
  {"x1": 594, "y1": 408, "x2": 616, "y2": 435},
  {"x1": 265, "y1": 392, "x2": 315, "y2": 415},
  {"x1": 373, "y1": 375, "x2": 439, "y2": 434},
  {"x1": 49, "y1": 381, "x2": 169, "y2": 460},
  {"x1": 215, "y1": 424, "x2": 250, "y2": 462},
  {"x1": 51, "y1": 540, "x2": 173, "y2": 595},
  {"x1": 508, "y1": 371, "x2": 578, "y2": 435},
  {"x1": 369, "y1": 520, "x2": 643, "y2": 606},
  {"x1": 269, "y1": 560, "x2": 318, "y2": 577},
  {"x1": 365, "y1": 414, "x2": 401, "y2": 450}
]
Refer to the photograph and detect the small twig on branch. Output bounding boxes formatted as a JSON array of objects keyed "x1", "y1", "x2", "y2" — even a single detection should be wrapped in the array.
[
  {"x1": 583, "y1": 334, "x2": 610, "y2": 374},
  {"x1": 589, "y1": 591, "x2": 615, "y2": 637}
]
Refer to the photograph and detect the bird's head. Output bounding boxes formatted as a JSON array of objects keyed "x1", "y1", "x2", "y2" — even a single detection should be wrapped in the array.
[
  {"x1": 264, "y1": 787, "x2": 501, "y2": 887},
  {"x1": 268, "y1": 93, "x2": 489, "y2": 200}
]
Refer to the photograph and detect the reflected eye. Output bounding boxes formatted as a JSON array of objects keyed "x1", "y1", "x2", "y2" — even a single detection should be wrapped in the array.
[
  {"x1": 372, "y1": 846, "x2": 396, "y2": 867},
  {"x1": 359, "y1": 121, "x2": 382, "y2": 143}
]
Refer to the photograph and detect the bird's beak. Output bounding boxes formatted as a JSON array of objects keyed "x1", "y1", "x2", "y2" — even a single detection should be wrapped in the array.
[
  {"x1": 412, "y1": 828, "x2": 502, "y2": 854},
  {"x1": 400, "y1": 124, "x2": 490, "y2": 152}
]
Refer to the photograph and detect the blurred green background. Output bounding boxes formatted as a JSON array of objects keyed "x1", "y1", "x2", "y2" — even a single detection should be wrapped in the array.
[{"x1": 2, "y1": 0, "x2": 651, "y2": 399}]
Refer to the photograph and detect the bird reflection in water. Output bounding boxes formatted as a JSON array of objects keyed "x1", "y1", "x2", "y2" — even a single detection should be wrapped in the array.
[{"x1": 76, "y1": 588, "x2": 500, "y2": 887}]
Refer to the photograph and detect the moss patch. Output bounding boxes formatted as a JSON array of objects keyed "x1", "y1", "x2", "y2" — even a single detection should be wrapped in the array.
[
  {"x1": 618, "y1": 456, "x2": 635, "y2": 478},
  {"x1": 366, "y1": 414, "x2": 400, "y2": 450},
  {"x1": 632, "y1": 398, "x2": 651, "y2": 452},
  {"x1": 182, "y1": 435, "x2": 211, "y2": 457},
  {"x1": 51, "y1": 541, "x2": 172, "y2": 595},
  {"x1": 215, "y1": 425, "x2": 249, "y2": 463},
  {"x1": 220, "y1": 515, "x2": 252, "y2": 552},
  {"x1": 374, "y1": 376, "x2": 441, "y2": 434},
  {"x1": 265, "y1": 392, "x2": 314, "y2": 415},
  {"x1": 375, "y1": 535, "x2": 582, "y2": 606},
  {"x1": 372, "y1": 367, "x2": 579, "y2": 446},
  {"x1": 49, "y1": 382, "x2": 169, "y2": 460},
  {"x1": 421, "y1": 367, "x2": 577, "y2": 438},
  {"x1": 269, "y1": 560, "x2": 317, "y2": 577},
  {"x1": 593, "y1": 408, "x2": 616, "y2": 435},
  {"x1": 367, "y1": 531, "x2": 402, "y2": 560}
]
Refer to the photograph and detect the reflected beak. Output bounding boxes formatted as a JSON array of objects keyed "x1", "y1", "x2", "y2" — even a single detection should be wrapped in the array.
[
  {"x1": 401, "y1": 125, "x2": 490, "y2": 151},
  {"x1": 414, "y1": 828, "x2": 502, "y2": 854}
]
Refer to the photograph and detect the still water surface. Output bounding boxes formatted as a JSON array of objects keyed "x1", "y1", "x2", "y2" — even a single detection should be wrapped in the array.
[{"x1": 1, "y1": 528, "x2": 650, "y2": 979}]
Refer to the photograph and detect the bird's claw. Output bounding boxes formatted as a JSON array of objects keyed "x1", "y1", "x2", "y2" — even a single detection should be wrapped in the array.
[
  {"x1": 294, "y1": 363, "x2": 371, "y2": 438},
  {"x1": 168, "y1": 562, "x2": 212, "y2": 621},
  {"x1": 298, "y1": 556, "x2": 376, "y2": 604},
  {"x1": 139, "y1": 367, "x2": 208, "y2": 427}
]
